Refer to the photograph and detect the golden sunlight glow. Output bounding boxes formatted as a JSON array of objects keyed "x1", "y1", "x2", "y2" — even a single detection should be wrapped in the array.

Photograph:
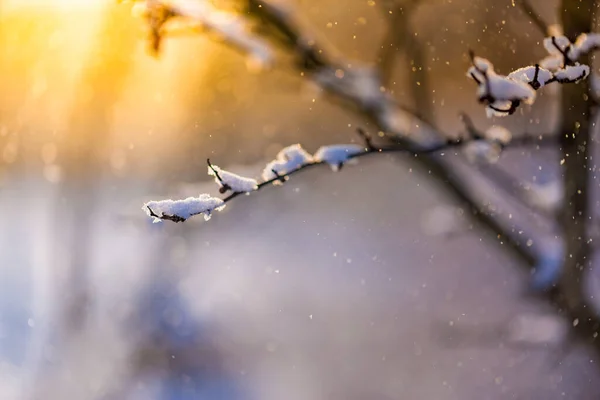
[
  {"x1": 1, "y1": 0, "x2": 220, "y2": 172},
  {"x1": 2, "y1": 0, "x2": 106, "y2": 11}
]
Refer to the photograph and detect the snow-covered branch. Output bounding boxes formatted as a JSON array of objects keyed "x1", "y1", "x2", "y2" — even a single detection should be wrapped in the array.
[
  {"x1": 143, "y1": 128, "x2": 553, "y2": 223},
  {"x1": 467, "y1": 35, "x2": 594, "y2": 117},
  {"x1": 122, "y1": 0, "x2": 559, "y2": 272}
]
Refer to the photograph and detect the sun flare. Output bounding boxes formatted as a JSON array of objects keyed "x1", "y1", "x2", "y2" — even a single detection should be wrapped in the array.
[{"x1": 2, "y1": 0, "x2": 106, "y2": 12}]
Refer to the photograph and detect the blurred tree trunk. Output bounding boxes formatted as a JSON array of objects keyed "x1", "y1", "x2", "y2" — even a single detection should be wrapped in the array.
[
  {"x1": 378, "y1": 1, "x2": 433, "y2": 125},
  {"x1": 56, "y1": 5, "x2": 137, "y2": 331},
  {"x1": 558, "y1": 0, "x2": 597, "y2": 318}
]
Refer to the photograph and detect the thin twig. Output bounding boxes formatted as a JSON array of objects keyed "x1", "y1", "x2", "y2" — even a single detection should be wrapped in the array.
[{"x1": 148, "y1": 133, "x2": 555, "y2": 221}]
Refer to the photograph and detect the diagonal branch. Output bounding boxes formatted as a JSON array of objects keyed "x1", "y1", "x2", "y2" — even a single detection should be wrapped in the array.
[{"x1": 246, "y1": 0, "x2": 440, "y2": 144}]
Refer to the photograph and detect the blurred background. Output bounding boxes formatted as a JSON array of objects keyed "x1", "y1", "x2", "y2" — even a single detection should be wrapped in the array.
[{"x1": 1, "y1": 0, "x2": 599, "y2": 399}]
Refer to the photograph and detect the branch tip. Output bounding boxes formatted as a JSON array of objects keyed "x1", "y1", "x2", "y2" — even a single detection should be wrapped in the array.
[{"x1": 207, "y1": 158, "x2": 223, "y2": 182}]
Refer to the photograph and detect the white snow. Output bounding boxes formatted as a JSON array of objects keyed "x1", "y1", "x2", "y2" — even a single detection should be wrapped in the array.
[
  {"x1": 539, "y1": 35, "x2": 597, "y2": 65},
  {"x1": 484, "y1": 125, "x2": 512, "y2": 145},
  {"x1": 262, "y1": 144, "x2": 314, "y2": 182},
  {"x1": 468, "y1": 57, "x2": 536, "y2": 106},
  {"x1": 143, "y1": 194, "x2": 225, "y2": 222},
  {"x1": 542, "y1": 36, "x2": 571, "y2": 57},
  {"x1": 554, "y1": 64, "x2": 590, "y2": 82},
  {"x1": 539, "y1": 55, "x2": 563, "y2": 71},
  {"x1": 313, "y1": 144, "x2": 364, "y2": 170},
  {"x1": 207, "y1": 164, "x2": 258, "y2": 193},
  {"x1": 507, "y1": 66, "x2": 553, "y2": 87},
  {"x1": 543, "y1": 35, "x2": 578, "y2": 60},
  {"x1": 462, "y1": 140, "x2": 501, "y2": 164},
  {"x1": 485, "y1": 100, "x2": 513, "y2": 118},
  {"x1": 134, "y1": 0, "x2": 272, "y2": 65},
  {"x1": 471, "y1": 56, "x2": 493, "y2": 75},
  {"x1": 573, "y1": 33, "x2": 600, "y2": 57},
  {"x1": 480, "y1": 74, "x2": 536, "y2": 104},
  {"x1": 470, "y1": 35, "x2": 595, "y2": 116}
]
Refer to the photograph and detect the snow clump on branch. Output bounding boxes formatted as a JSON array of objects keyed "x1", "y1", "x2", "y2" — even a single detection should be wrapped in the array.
[
  {"x1": 144, "y1": 194, "x2": 226, "y2": 223},
  {"x1": 262, "y1": 144, "x2": 313, "y2": 182},
  {"x1": 207, "y1": 162, "x2": 258, "y2": 193},
  {"x1": 313, "y1": 144, "x2": 364, "y2": 171},
  {"x1": 467, "y1": 55, "x2": 536, "y2": 117},
  {"x1": 468, "y1": 32, "x2": 597, "y2": 117}
]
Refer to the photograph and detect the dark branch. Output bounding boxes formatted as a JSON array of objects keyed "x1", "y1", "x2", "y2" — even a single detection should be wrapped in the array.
[
  {"x1": 148, "y1": 133, "x2": 556, "y2": 220},
  {"x1": 551, "y1": 36, "x2": 574, "y2": 66},
  {"x1": 146, "y1": 205, "x2": 186, "y2": 223},
  {"x1": 271, "y1": 168, "x2": 287, "y2": 184},
  {"x1": 468, "y1": 48, "x2": 585, "y2": 116},
  {"x1": 207, "y1": 158, "x2": 232, "y2": 193},
  {"x1": 206, "y1": 158, "x2": 222, "y2": 182}
]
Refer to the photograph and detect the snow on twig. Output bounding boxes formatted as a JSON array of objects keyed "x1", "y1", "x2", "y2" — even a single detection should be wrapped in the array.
[
  {"x1": 468, "y1": 32, "x2": 597, "y2": 117},
  {"x1": 313, "y1": 144, "x2": 364, "y2": 171},
  {"x1": 207, "y1": 159, "x2": 258, "y2": 194},
  {"x1": 144, "y1": 194, "x2": 225, "y2": 223},
  {"x1": 143, "y1": 127, "x2": 553, "y2": 223},
  {"x1": 262, "y1": 144, "x2": 314, "y2": 182}
]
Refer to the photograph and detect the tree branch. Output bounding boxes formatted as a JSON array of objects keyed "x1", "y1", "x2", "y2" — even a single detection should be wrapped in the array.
[
  {"x1": 132, "y1": 0, "x2": 542, "y2": 271},
  {"x1": 246, "y1": 0, "x2": 440, "y2": 143}
]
